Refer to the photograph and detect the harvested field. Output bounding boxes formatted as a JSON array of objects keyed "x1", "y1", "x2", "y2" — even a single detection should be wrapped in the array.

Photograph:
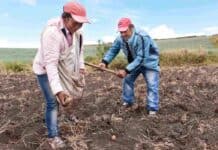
[{"x1": 0, "y1": 65, "x2": 217, "y2": 150}]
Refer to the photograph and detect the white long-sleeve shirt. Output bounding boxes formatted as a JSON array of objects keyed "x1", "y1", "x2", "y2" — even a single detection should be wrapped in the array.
[{"x1": 33, "y1": 17, "x2": 85, "y2": 95}]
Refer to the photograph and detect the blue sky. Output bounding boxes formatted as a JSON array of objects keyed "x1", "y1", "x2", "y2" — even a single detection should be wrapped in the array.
[{"x1": 0, "y1": 0, "x2": 218, "y2": 48}]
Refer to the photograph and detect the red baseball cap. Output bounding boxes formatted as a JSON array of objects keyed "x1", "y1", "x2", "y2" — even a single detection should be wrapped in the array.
[
  {"x1": 118, "y1": 18, "x2": 132, "y2": 32},
  {"x1": 63, "y1": 1, "x2": 90, "y2": 23}
]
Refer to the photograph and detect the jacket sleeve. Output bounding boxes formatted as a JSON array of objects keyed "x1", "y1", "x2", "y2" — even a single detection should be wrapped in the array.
[
  {"x1": 42, "y1": 27, "x2": 63, "y2": 95},
  {"x1": 102, "y1": 37, "x2": 121, "y2": 64},
  {"x1": 125, "y1": 36, "x2": 150, "y2": 72}
]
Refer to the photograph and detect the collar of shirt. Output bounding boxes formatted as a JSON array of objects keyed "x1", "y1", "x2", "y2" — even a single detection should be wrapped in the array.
[
  {"x1": 59, "y1": 17, "x2": 71, "y2": 35},
  {"x1": 64, "y1": 27, "x2": 71, "y2": 35},
  {"x1": 127, "y1": 29, "x2": 136, "y2": 43}
]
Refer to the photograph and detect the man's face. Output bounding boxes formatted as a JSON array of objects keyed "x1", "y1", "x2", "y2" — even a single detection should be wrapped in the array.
[
  {"x1": 65, "y1": 17, "x2": 83, "y2": 33},
  {"x1": 120, "y1": 27, "x2": 132, "y2": 41}
]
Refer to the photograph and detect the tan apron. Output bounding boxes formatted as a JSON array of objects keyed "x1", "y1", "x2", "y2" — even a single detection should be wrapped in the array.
[{"x1": 58, "y1": 32, "x2": 85, "y2": 100}]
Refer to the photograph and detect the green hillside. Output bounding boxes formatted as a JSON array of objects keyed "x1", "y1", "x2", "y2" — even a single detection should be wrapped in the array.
[
  {"x1": 0, "y1": 48, "x2": 37, "y2": 62},
  {"x1": 0, "y1": 35, "x2": 217, "y2": 62},
  {"x1": 85, "y1": 35, "x2": 218, "y2": 56},
  {"x1": 156, "y1": 36, "x2": 217, "y2": 52}
]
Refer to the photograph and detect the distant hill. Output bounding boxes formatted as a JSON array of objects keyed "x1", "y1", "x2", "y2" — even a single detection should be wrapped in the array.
[
  {"x1": 156, "y1": 35, "x2": 217, "y2": 52},
  {"x1": 84, "y1": 35, "x2": 218, "y2": 56},
  {"x1": 0, "y1": 35, "x2": 217, "y2": 62},
  {"x1": 0, "y1": 48, "x2": 37, "y2": 62}
]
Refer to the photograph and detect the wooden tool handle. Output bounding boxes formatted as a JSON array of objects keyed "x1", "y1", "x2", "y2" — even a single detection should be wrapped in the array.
[{"x1": 85, "y1": 62, "x2": 117, "y2": 75}]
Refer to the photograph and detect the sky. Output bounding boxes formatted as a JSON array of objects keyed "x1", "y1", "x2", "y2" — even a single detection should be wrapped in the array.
[{"x1": 0, "y1": 0, "x2": 218, "y2": 48}]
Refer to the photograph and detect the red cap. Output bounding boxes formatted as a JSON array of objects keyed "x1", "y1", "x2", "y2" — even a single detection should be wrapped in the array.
[
  {"x1": 118, "y1": 18, "x2": 132, "y2": 32},
  {"x1": 63, "y1": 1, "x2": 90, "y2": 23}
]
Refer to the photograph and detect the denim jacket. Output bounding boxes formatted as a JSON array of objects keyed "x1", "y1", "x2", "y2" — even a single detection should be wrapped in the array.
[{"x1": 102, "y1": 29, "x2": 160, "y2": 72}]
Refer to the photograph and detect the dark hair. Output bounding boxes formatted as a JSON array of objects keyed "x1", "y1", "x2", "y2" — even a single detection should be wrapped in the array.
[
  {"x1": 62, "y1": 12, "x2": 72, "y2": 19},
  {"x1": 129, "y1": 24, "x2": 135, "y2": 29}
]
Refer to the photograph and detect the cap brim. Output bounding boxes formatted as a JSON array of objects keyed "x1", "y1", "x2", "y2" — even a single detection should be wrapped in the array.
[
  {"x1": 71, "y1": 14, "x2": 90, "y2": 23},
  {"x1": 118, "y1": 27, "x2": 128, "y2": 32}
]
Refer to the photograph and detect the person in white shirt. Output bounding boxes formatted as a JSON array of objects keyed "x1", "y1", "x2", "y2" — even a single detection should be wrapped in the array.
[{"x1": 32, "y1": 1, "x2": 89, "y2": 149}]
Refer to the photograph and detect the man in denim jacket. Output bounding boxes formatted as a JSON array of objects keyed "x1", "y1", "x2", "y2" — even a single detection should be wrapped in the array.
[{"x1": 99, "y1": 18, "x2": 160, "y2": 115}]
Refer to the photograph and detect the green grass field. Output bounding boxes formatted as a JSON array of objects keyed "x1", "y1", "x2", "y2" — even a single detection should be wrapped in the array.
[
  {"x1": 0, "y1": 48, "x2": 37, "y2": 63},
  {"x1": 0, "y1": 35, "x2": 217, "y2": 63},
  {"x1": 156, "y1": 36, "x2": 217, "y2": 52}
]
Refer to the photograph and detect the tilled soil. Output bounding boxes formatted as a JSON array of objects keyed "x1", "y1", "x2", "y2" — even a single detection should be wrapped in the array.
[{"x1": 0, "y1": 65, "x2": 217, "y2": 150}]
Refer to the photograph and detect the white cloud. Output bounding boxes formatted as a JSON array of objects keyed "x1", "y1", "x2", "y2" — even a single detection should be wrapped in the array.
[
  {"x1": 0, "y1": 38, "x2": 8, "y2": 47},
  {"x1": 203, "y1": 26, "x2": 218, "y2": 35},
  {"x1": 142, "y1": 24, "x2": 218, "y2": 39},
  {"x1": 0, "y1": 38, "x2": 38, "y2": 48},
  {"x1": 84, "y1": 36, "x2": 115, "y2": 45},
  {"x1": 101, "y1": 36, "x2": 115, "y2": 43},
  {"x1": 20, "y1": 0, "x2": 37, "y2": 6},
  {"x1": 142, "y1": 26, "x2": 150, "y2": 32},
  {"x1": 2, "y1": 25, "x2": 218, "y2": 48},
  {"x1": 148, "y1": 24, "x2": 178, "y2": 39},
  {"x1": 85, "y1": 24, "x2": 217, "y2": 45},
  {"x1": 84, "y1": 40, "x2": 97, "y2": 45}
]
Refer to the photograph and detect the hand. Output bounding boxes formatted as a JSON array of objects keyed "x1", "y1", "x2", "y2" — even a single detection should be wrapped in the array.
[
  {"x1": 56, "y1": 91, "x2": 73, "y2": 107},
  {"x1": 79, "y1": 68, "x2": 86, "y2": 75},
  {"x1": 98, "y1": 63, "x2": 106, "y2": 70},
  {"x1": 116, "y1": 69, "x2": 127, "y2": 78}
]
